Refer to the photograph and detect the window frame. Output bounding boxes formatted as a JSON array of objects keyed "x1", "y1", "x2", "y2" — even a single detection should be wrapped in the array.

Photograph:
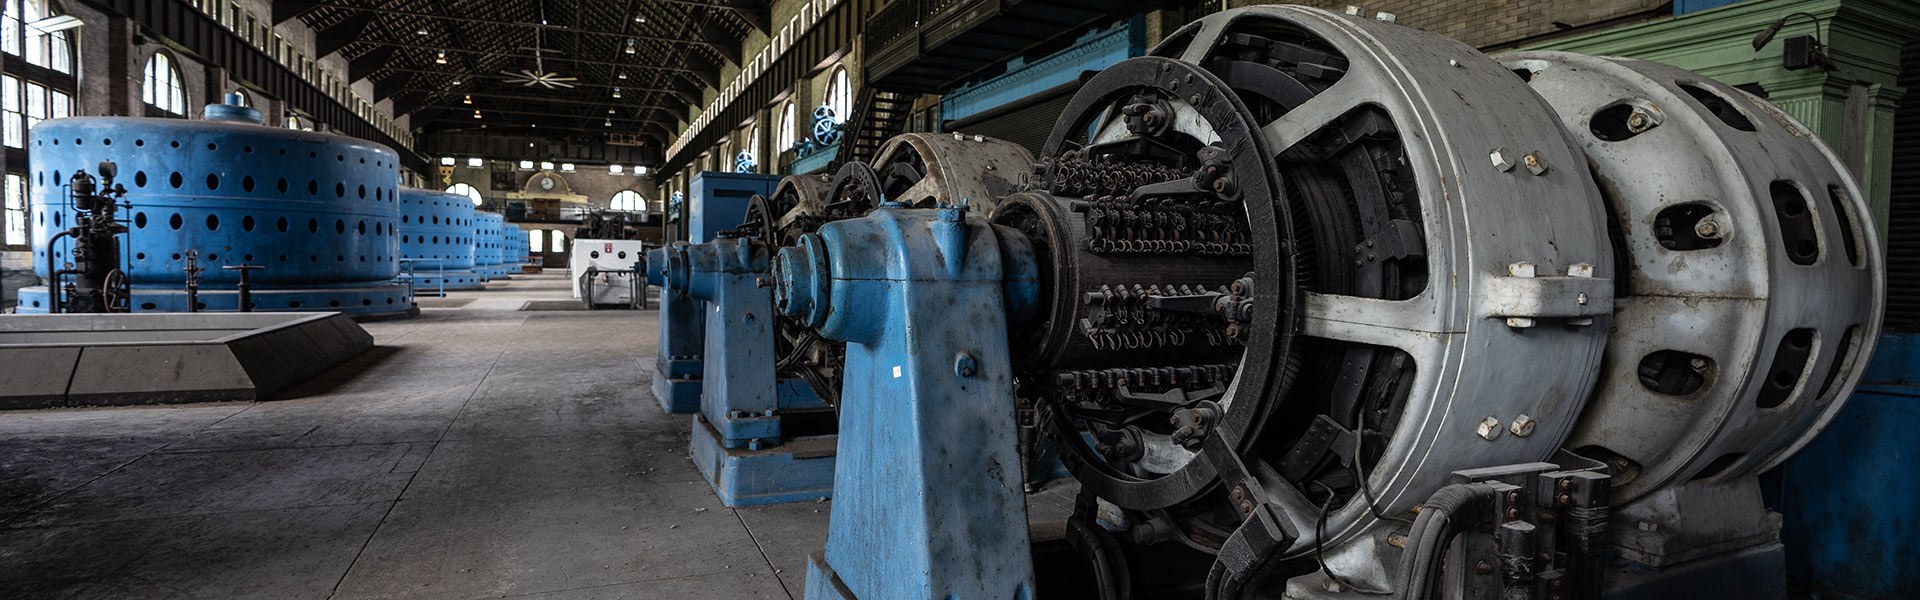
[
  {"x1": 3, "y1": 0, "x2": 78, "y2": 249},
  {"x1": 142, "y1": 50, "x2": 188, "y2": 118}
]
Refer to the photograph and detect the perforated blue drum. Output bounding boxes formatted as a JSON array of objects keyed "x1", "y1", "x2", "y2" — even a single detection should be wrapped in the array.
[
  {"x1": 18, "y1": 98, "x2": 411, "y2": 316},
  {"x1": 397, "y1": 188, "x2": 483, "y2": 291}
]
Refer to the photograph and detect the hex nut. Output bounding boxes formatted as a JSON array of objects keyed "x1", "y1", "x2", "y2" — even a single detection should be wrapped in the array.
[
  {"x1": 1695, "y1": 219, "x2": 1723, "y2": 239},
  {"x1": 1477, "y1": 416, "x2": 1502, "y2": 440},
  {"x1": 1523, "y1": 151, "x2": 1549, "y2": 175},
  {"x1": 1491, "y1": 148, "x2": 1515, "y2": 172},
  {"x1": 1510, "y1": 414, "x2": 1537, "y2": 437}
]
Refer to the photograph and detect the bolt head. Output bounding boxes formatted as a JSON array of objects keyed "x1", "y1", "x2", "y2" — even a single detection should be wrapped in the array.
[
  {"x1": 1491, "y1": 148, "x2": 1515, "y2": 172},
  {"x1": 1477, "y1": 416, "x2": 1503, "y2": 440},
  {"x1": 1510, "y1": 414, "x2": 1537, "y2": 437},
  {"x1": 1695, "y1": 219, "x2": 1722, "y2": 239},
  {"x1": 1523, "y1": 151, "x2": 1549, "y2": 175},
  {"x1": 1626, "y1": 110, "x2": 1654, "y2": 133}
]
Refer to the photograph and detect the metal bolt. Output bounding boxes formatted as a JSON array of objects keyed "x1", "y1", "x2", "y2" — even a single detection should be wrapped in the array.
[
  {"x1": 1695, "y1": 219, "x2": 1722, "y2": 239},
  {"x1": 1690, "y1": 357, "x2": 1709, "y2": 370},
  {"x1": 1386, "y1": 532, "x2": 1407, "y2": 548},
  {"x1": 1238, "y1": 499, "x2": 1254, "y2": 515},
  {"x1": 1477, "y1": 416, "x2": 1502, "y2": 440},
  {"x1": 1448, "y1": 58, "x2": 1461, "y2": 67},
  {"x1": 1626, "y1": 109, "x2": 1654, "y2": 133},
  {"x1": 1576, "y1": 291, "x2": 1589, "y2": 305},
  {"x1": 1523, "y1": 151, "x2": 1549, "y2": 175},
  {"x1": 1508, "y1": 261, "x2": 1537, "y2": 278},
  {"x1": 1491, "y1": 148, "x2": 1515, "y2": 172},
  {"x1": 1230, "y1": 486, "x2": 1246, "y2": 501},
  {"x1": 1637, "y1": 521, "x2": 1659, "y2": 532},
  {"x1": 954, "y1": 353, "x2": 978, "y2": 378},
  {"x1": 1511, "y1": 414, "x2": 1536, "y2": 437},
  {"x1": 1476, "y1": 561, "x2": 1494, "y2": 575}
]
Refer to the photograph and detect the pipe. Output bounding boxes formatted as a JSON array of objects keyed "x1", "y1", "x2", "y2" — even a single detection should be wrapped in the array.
[{"x1": 44, "y1": 230, "x2": 72, "y2": 313}]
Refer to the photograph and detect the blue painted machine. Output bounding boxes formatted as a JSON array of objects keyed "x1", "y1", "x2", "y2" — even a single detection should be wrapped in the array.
[
  {"x1": 671, "y1": 234, "x2": 835, "y2": 507},
  {"x1": 472, "y1": 211, "x2": 509, "y2": 280},
  {"x1": 396, "y1": 188, "x2": 483, "y2": 293},
  {"x1": 646, "y1": 243, "x2": 704, "y2": 414},
  {"x1": 19, "y1": 95, "x2": 411, "y2": 317},
  {"x1": 685, "y1": 171, "x2": 779, "y2": 243},
  {"x1": 779, "y1": 204, "x2": 1040, "y2": 599}
]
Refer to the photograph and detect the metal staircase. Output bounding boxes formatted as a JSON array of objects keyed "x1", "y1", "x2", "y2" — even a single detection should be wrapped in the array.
[{"x1": 831, "y1": 89, "x2": 914, "y2": 171}]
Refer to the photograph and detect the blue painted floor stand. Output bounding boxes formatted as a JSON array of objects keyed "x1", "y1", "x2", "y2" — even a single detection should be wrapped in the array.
[
  {"x1": 651, "y1": 359, "x2": 702, "y2": 414},
  {"x1": 679, "y1": 237, "x2": 841, "y2": 507},
  {"x1": 648, "y1": 244, "x2": 705, "y2": 415},
  {"x1": 689, "y1": 375, "x2": 837, "y2": 507},
  {"x1": 785, "y1": 206, "x2": 1038, "y2": 599}
]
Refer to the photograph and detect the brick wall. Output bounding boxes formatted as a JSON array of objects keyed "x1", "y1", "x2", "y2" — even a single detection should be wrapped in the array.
[{"x1": 1226, "y1": 0, "x2": 1668, "y2": 48}]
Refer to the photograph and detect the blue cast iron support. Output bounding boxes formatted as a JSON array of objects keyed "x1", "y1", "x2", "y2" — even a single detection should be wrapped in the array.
[
  {"x1": 648, "y1": 243, "x2": 705, "y2": 414},
  {"x1": 680, "y1": 235, "x2": 781, "y2": 448},
  {"x1": 777, "y1": 204, "x2": 1041, "y2": 600}
]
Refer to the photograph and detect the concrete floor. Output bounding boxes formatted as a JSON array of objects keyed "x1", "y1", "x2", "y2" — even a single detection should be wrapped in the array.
[{"x1": 0, "y1": 272, "x2": 1076, "y2": 599}]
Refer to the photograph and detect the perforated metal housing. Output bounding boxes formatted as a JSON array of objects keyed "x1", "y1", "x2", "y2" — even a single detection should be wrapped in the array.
[
  {"x1": 20, "y1": 109, "x2": 409, "y2": 316},
  {"x1": 472, "y1": 211, "x2": 510, "y2": 279},
  {"x1": 397, "y1": 188, "x2": 483, "y2": 291},
  {"x1": 1506, "y1": 52, "x2": 1884, "y2": 503}
]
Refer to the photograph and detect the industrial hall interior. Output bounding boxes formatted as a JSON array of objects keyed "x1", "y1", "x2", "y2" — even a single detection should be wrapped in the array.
[{"x1": 4, "y1": 0, "x2": 1920, "y2": 598}]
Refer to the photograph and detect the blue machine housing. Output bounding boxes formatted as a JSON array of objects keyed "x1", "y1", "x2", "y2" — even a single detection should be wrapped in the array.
[
  {"x1": 648, "y1": 244, "x2": 704, "y2": 414},
  {"x1": 509, "y1": 227, "x2": 531, "y2": 272},
  {"x1": 686, "y1": 172, "x2": 780, "y2": 243},
  {"x1": 396, "y1": 188, "x2": 483, "y2": 292},
  {"x1": 19, "y1": 100, "x2": 411, "y2": 316},
  {"x1": 669, "y1": 235, "x2": 835, "y2": 507},
  {"x1": 776, "y1": 205, "x2": 1041, "y2": 599},
  {"x1": 472, "y1": 211, "x2": 509, "y2": 279}
]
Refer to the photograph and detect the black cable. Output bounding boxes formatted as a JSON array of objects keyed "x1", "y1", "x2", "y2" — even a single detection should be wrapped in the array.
[
  {"x1": 1312, "y1": 481, "x2": 1395, "y2": 596},
  {"x1": 1351, "y1": 428, "x2": 1415, "y2": 525}
]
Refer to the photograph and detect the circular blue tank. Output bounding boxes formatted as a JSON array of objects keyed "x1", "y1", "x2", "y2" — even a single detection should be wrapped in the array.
[
  {"x1": 473, "y1": 211, "x2": 509, "y2": 279},
  {"x1": 19, "y1": 98, "x2": 411, "y2": 316},
  {"x1": 397, "y1": 188, "x2": 483, "y2": 291},
  {"x1": 504, "y1": 223, "x2": 528, "y2": 274}
]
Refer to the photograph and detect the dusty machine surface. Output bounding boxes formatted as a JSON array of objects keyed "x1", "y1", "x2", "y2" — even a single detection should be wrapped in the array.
[
  {"x1": 774, "y1": 5, "x2": 1882, "y2": 600},
  {"x1": 661, "y1": 133, "x2": 1036, "y2": 507},
  {"x1": 0, "y1": 312, "x2": 373, "y2": 409}
]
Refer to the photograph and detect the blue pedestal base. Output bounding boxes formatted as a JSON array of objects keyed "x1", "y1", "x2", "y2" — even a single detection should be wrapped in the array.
[
  {"x1": 690, "y1": 415, "x2": 837, "y2": 507},
  {"x1": 652, "y1": 375, "x2": 701, "y2": 414},
  {"x1": 805, "y1": 552, "x2": 857, "y2": 600},
  {"x1": 17, "y1": 285, "x2": 415, "y2": 318}
]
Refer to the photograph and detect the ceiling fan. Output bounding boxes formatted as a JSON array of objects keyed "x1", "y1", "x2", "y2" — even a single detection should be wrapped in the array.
[{"x1": 498, "y1": 10, "x2": 577, "y2": 88}]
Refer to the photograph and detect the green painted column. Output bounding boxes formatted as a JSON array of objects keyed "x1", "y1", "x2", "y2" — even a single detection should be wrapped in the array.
[{"x1": 1527, "y1": 0, "x2": 1920, "y2": 238}]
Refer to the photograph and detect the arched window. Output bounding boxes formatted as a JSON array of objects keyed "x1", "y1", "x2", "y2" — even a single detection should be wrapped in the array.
[
  {"x1": 550, "y1": 229, "x2": 567, "y2": 253},
  {"x1": 824, "y1": 65, "x2": 851, "y2": 124},
  {"x1": 776, "y1": 100, "x2": 796, "y2": 152},
  {"x1": 229, "y1": 89, "x2": 251, "y2": 106},
  {"x1": 446, "y1": 182, "x2": 482, "y2": 207},
  {"x1": 609, "y1": 190, "x2": 648, "y2": 215},
  {"x1": 285, "y1": 114, "x2": 312, "y2": 131},
  {"x1": 527, "y1": 229, "x2": 545, "y2": 253},
  {"x1": 3, "y1": 0, "x2": 77, "y2": 246},
  {"x1": 142, "y1": 52, "x2": 187, "y2": 117}
]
